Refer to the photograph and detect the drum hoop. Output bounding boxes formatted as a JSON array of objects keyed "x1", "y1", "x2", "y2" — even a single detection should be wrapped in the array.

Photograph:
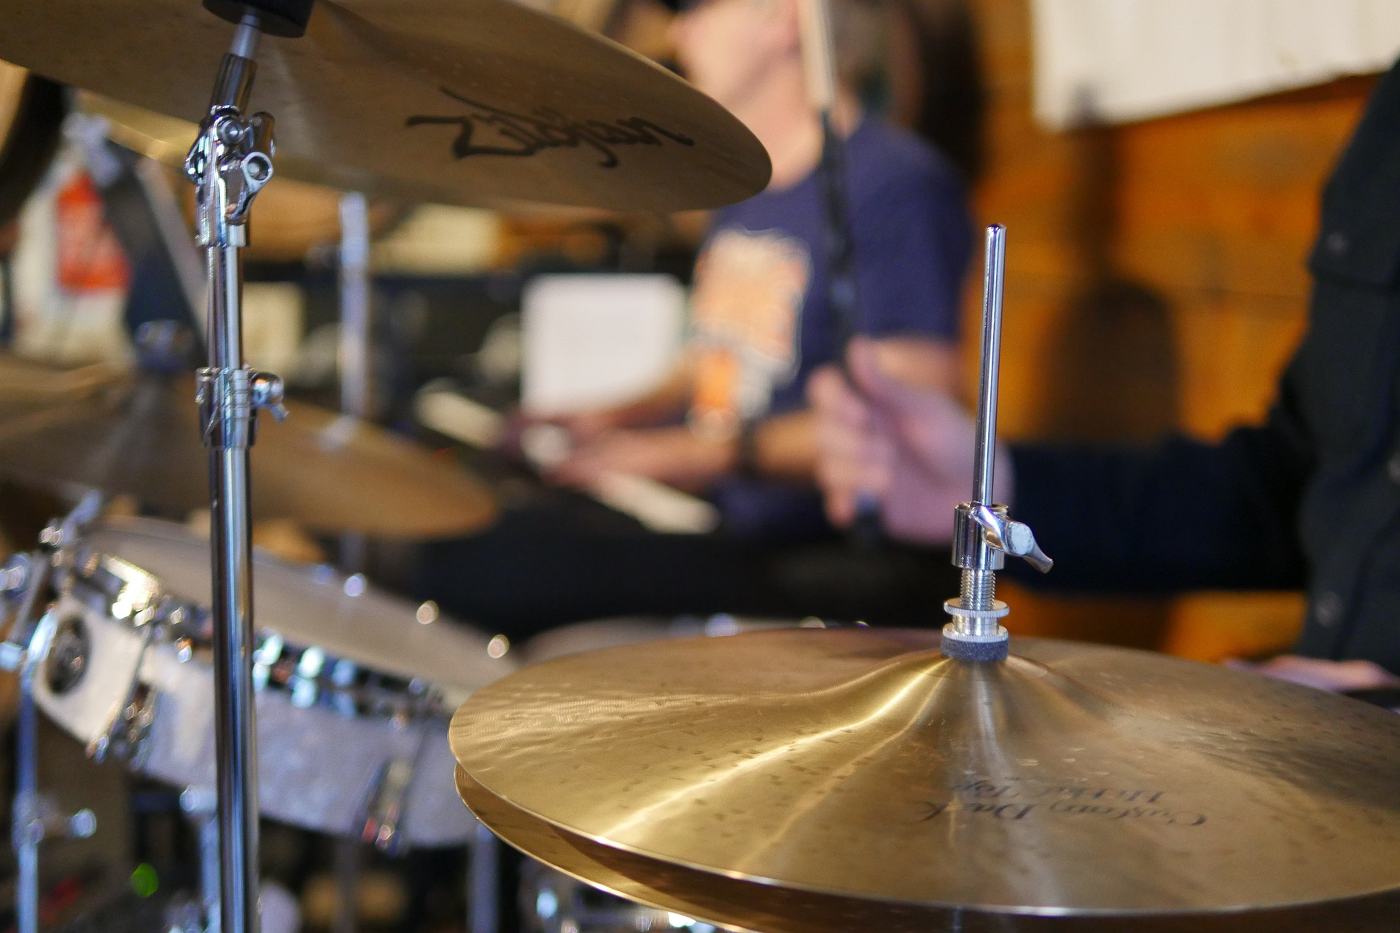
[{"x1": 56, "y1": 540, "x2": 451, "y2": 724}]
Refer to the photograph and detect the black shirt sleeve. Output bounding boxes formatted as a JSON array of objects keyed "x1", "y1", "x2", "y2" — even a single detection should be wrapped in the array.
[{"x1": 1007, "y1": 388, "x2": 1312, "y2": 593}]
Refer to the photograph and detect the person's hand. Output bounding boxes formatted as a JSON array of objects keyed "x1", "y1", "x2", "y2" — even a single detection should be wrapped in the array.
[
  {"x1": 497, "y1": 406, "x2": 623, "y2": 463},
  {"x1": 550, "y1": 426, "x2": 736, "y2": 491},
  {"x1": 808, "y1": 338, "x2": 1010, "y2": 545},
  {"x1": 1224, "y1": 655, "x2": 1400, "y2": 693}
]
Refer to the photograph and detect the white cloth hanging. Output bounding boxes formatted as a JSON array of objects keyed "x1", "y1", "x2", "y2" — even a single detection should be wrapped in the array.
[{"x1": 1031, "y1": 0, "x2": 1400, "y2": 129}]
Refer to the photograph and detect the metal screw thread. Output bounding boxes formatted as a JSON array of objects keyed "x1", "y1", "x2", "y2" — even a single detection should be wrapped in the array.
[
  {"x1": 956, "y1": 569, "x2": 1000, "y2": 638},
  {"x1": 961, "y1": 569, "x2": 996, "y2": 610}
]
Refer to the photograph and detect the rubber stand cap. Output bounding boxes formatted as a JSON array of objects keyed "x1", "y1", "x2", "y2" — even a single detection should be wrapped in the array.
[
  {"x1": 940, "y1": 631, "x2": 1010, "y2": 663},
  {"x1": 204, "y1": 0, "x2": 314, "y2": 38}
]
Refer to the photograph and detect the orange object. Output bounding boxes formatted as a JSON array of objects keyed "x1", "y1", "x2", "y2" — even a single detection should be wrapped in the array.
[{"x1": 55, "y1": 171, "x2": 129, "y2": 292}]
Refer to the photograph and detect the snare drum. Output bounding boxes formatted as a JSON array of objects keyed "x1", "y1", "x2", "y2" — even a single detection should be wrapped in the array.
[{"x1": 33, "y1": 517, "x2": 514, "y2": 848}]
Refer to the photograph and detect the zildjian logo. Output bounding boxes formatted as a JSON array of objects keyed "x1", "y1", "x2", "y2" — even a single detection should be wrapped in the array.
[{"x1": 406, "y1": 87, "x2": 696, "y2": 169}]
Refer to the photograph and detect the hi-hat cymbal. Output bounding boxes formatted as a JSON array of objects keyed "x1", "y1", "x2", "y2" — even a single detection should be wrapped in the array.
[
  {"x1": 0, "y1": 0, "x2": 770, "y2": 211},
  {"x1": 0, "y1": 369, "x2": 494, "y2": 537},
  {"x1": 451, "y1": 628, "x2": 1400, "y2": 925},
  {"x1": 455, "y1": 767, "x2": 1400, "y2": 933}
]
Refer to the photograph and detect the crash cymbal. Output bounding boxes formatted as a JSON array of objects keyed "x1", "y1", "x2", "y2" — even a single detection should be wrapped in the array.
[
  {"x1": 0, "y1": 370, "x2": 494, "y2": 536},
  {"x1": 77, "y1": 91, "x2": 409, "y2": 263},
  {"x1": 0, "y1": 353, "x2": 125, "y2": 402},
  {"x1": 451, "y1": 628, "x2": 1400, "y2": 923},
  {"x1": 455, "y1": 767, "x2": 1400, "y2": 933},
  {"x1": 0, "y1": 0, "x2": 770, "y2": 211}
]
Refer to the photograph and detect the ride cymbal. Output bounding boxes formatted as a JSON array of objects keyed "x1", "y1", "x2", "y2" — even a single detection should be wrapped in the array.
[
  {"x1": 0, "y1": 0, "x2": 770, "y2": 211},
  {"x1": 0, "y1": 370, "x2": 494, "y2": 537},
  {"x1": 451, "y1": 628, "x2": 1400, "y2": 924}
]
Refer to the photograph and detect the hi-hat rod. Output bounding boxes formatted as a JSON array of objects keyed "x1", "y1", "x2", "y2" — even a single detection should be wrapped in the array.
[{"x1": 942, "y1": 225, "x2": 1050, "y2": 661}]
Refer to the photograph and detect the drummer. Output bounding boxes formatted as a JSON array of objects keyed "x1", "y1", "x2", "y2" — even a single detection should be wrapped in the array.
[
  {"x1": 808, "y1": 54, "x2": 1400, "y2": 694},
  {"x1": 421, "y1": 0, "x2": 978, "y2": 631}
]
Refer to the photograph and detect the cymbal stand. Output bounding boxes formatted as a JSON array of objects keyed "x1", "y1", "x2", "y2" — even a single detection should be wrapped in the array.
[
  {"x1": 183, "y1": 12, "x2": 286, "y2": 932},
  {"x1": 331, "y1": 190, "x2": 370, "y2": 933},
  {"x1": 1, "y1": 493, "x2": 103, "y2": 933},
  {"x1": 941, "y1": 225, "x2": 1051, "y2": 661}
]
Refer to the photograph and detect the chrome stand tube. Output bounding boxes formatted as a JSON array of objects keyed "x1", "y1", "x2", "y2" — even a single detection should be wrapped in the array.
[
  {"x1": 338, "y1": 191, "x2": 373, "y2": 421},
  {"x1": 207, "y1": 239, "x2": 260, "y2": 933},
  {"x1": 942, "y1": 226, "x2": 1052, "y2": 660},
  {"x1": 12, "y1": 615, "x2": 56, "y2": 933},
  {"x1": 333, "y1": 192, "x2": 373, "y2": 933},
  {"x1": 469, "y1": 820, "x2": 501, "y2": 933},
  {"x1": 180, "y1": 786, "x2": 222, "y2": 933},
  {"x1": 186, "y1": 15, "x2": 284, "y2": 933}
]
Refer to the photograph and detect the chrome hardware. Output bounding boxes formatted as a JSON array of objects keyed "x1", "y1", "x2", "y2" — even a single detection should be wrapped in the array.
[
  {"x1": 359, "y1": 755, "x2": 415, "y2": 855},
  {"x1": 358, "y1": 726, "x2": 430, "y2": 856},
  {"x1": 969, "y1": 504, "x2": 1052, "y2": 574},
  {"x1": 37, "y1": 491, "x2": 103, "y2": 553},
  {"x1": 43, "y1": 615, "x2": 90, "y2": 695},
  {"x1": 89, "y1": 626, "x2": 158, "y2": 765},
  {"x1": 13, "y1": 793, "x2": 97, "y2": 849},
  {"x1": 942, "y1": 226, "x2": 1052, "y2": 662},
  {"x1": 250, "y1": 371, "x2": 288, "y2": 421},
  {"x1": 0, "y1": 554, "x2": 31, "y2": 598}
]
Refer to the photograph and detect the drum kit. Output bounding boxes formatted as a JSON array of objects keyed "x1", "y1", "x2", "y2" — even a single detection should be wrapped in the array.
[{"x1": 0, "y1": 3, "x2": 1394, "y2": 933}]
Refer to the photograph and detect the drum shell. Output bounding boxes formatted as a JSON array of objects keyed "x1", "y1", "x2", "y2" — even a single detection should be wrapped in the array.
[
  {"x1": 32, "y1": 517, "x2": 512, "y2": 848},
  {"x1": 34, "y1": 593, "x2": 471, "y2": 846}
]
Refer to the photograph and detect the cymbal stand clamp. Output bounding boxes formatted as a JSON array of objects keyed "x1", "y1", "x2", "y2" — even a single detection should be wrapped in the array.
[
  {"x1": 942, "y1": 226, "x2": 1052, "y2": 662},
  {"x1": 183, "y1": 11, "x2": 284, "y2": 931}
]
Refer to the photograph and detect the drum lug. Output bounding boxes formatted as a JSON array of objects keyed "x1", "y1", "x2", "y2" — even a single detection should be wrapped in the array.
[
  {"x1": 358, "y1": 754, "x2": 415, "y2": 855},
  {"x1": 89, "y1": 626, "x2": 160, "y2": 766},
  {"x1": 359, "y1": 725, "x2": 433, "y2": 855},
  {"x1": 89, "y1": 679, "x2": 158, "y2": 766}
]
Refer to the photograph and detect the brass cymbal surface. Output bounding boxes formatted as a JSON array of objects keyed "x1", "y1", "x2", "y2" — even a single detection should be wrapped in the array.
[
  {"x1": 451, "y1": 628, "x2": 1400, "y2": 920},
  {"x1": 0, "y1": 0, "x2": 770, "y2": 211},
  {"x1": 455, "y1": 766, "x2": 1400, "y2": 933},
  {"x1": 0, "y1": 371, "x2": 494, "y2": 536}
]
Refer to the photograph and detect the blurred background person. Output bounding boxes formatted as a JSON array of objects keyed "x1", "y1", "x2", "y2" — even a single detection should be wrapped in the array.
[{"x1": 417, "y1": 0, "x2": 983, "y2": 634}]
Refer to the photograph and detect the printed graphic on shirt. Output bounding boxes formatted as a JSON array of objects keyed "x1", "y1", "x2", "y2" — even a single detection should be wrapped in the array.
[{"x1": 688, "y1": 227, "x2": 810, "y2": 429}]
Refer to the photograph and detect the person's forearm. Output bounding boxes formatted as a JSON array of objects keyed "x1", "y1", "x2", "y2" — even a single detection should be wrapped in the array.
[
  {"x1": 748, "y1": 410, "x2": 819, "y2": 483},
  {"x1": 1009, "y1": 422, "x2": 1310, "y2": 593},
  {"x1": 600, "y1": 365, "x2": 693, "y2": 429}
]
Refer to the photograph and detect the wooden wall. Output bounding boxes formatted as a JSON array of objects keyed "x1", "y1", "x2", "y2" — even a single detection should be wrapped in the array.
[{"x1": 965, "y1": 0, "x2": 1376, "y2": 659}]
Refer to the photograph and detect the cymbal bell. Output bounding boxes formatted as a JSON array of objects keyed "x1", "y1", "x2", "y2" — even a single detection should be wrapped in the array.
[
  {"x1": 451, "y1": 628, "x2": 1400, "y2": 924},
  {"x1": 0, "y1": 368, "x2": 494, "y2": 537},
  {"x1": 455, "y1": 767, "x2": 1400, "y2": 933},
  {"x1": 0, "y1": 0, "x2": 770, "y2": 211}
]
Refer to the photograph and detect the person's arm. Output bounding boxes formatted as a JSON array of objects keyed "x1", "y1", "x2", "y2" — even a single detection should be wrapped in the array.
[
  {"x1": 516, "y1": 358, "x2": 694, "y2": 447},
  {"x1": 752, "y1": 337, "x2": 957, "y2": 483},
  {"x1": 1008, "y1": 412, "x2": 1310, "y2": 592},
  {"x1": 811, "y1": 337, "x2": 1312, "y2": 593}
]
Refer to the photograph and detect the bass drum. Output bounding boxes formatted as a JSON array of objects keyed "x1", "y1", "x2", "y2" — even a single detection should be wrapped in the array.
[{"x1": 33, "y1": 517, "x2": 515, "y2": 848}]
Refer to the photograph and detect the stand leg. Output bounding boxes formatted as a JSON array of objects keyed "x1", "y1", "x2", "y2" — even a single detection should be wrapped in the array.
[
  {"x1": 14, "y1": 655, "x2": 41, "y2": 933},
  {"x1": 11, "y1": 613, "x2": 60, "y2": 933},
  {"x1": 469, "y1": 820, "x2": 501, "y2": 933}
]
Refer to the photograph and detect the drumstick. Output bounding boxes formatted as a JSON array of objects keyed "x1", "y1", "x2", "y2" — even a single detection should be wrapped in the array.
[
  {"x1": 414, "y1": 385, "x2": 719, "y2": 534},
  {"x1": 799, "y1": 0, "x2": 883, "y2": 546}
]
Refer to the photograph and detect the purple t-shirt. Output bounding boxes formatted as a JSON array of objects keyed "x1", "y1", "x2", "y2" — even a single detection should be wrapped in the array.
[{"x1": 689, "y1": 117, "x2": 972, "y2": 539}]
